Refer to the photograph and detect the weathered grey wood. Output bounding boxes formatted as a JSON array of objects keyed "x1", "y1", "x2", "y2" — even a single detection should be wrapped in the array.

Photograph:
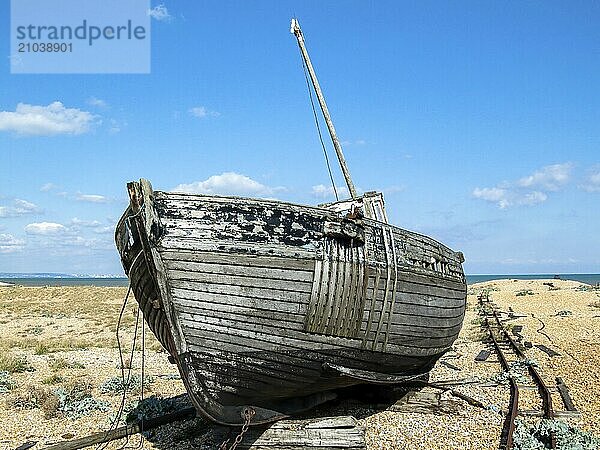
[
  {"x1": 168, "y1": 268, "x2": 312, "y2": 293},
  {"x1": 183, "y1": 320, "x2": 453, "y2": 356},
  {"x1": 166, "y1": 259, "x2": 314, "y2": 283},
  {"x1": 556, "y1": 377, "x2": 577, "y2": 411},
  {"x1": 170, "y1": 278, "x2": 311, "y2": 304},
  {"x1": 159, "y1": 237, "x2": 317, "y2": 259},
  {"x1": 519, "y1": 409, "x2": 581, "y2": 419},
  {"x1": 475, "y1": 350, "x2": 491, "y2": 362},
  {"x1": 43, "y1": 407, "x2": 196, "y2": 450},
  {"x1": 116, "y1": 179, "x2": 467, "y2": 425},
  {"x1": 386, "y1": 389, "x2": 443, "y2": 414},
  {"x1": 208, "y1": 416, "x2": 365, "y2": 450},
  {"x1": 171, "y1": 287, "x2": 306, "y2": 315},
  {"x1": 160, "y1": 248, "x2": 315, "y2": 271}
]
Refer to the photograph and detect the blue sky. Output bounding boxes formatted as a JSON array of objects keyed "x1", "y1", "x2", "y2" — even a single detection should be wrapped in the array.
[{"x1": 1, "y1": 1, "x2": 599, "y2": 275}]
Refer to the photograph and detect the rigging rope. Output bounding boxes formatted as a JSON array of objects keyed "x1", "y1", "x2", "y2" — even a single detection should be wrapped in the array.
[
  {"x1": 96, "y1": 269, "x2": 146, "y2": 450},
  {"x1": 298, "y1": 44, "x2": 339, "y2": 201},
  {"x1": 96, "y1": 283, "x2": 135, "y2": 450}
]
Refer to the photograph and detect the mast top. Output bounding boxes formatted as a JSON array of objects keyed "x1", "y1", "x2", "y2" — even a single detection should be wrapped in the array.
[
  {"x1": 290, "y1": 18, "x2": 302, "y2": 38},
  {"x1": 290, "y1": 18, "x2": 358, "y2": 199}
]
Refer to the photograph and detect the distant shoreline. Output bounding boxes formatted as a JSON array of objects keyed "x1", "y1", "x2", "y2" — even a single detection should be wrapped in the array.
[
  {"x1": 0, "y1": 277, "x2": 128, "y2": 287},
  {"x1": 1, "y1": 273, "x2": 598, "y2": 287},
  {"x1": 466, "y1": 273, "x2": 600, "y2": 286}
]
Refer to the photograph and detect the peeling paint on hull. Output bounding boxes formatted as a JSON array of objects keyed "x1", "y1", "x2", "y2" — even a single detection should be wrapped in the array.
[{"x1": 116, "y1": 179, "x2": 467, "y2": 425}]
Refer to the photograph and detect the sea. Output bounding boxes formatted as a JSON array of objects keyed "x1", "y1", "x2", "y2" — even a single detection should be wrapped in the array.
[
  {"x1": 1, "y1": 273, "x2": 599, "y2": 287},
  {"x1": 466, "y1": 274, "x2": 600, "y2": 286},
  {"x1": 0, "y1": 274, "x2": 128, "y2": 287}
]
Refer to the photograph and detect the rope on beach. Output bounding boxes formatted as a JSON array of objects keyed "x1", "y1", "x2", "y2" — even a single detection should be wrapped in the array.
[{"x1": 95, "y1": 284, "x2": 144, "y2": 450}]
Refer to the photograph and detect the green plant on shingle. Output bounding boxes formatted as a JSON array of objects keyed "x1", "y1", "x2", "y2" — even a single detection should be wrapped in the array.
[
  {"x1": 9, "y1": 386, "x2": 59, "y2": 418},
  {"x1": 42, "y1": 374, "x2": 64, "y2": 385},
  {"x1": 124, "y1": 396, "x2": 176, "y2": 424},
  {"x1": 516, "y1": 290, "x2": 535, "y2": 297},
  {"x1": 0, "y1": 371, "x2": 15, "y2": 393},
  {"x1": 99, "y1": 374, "x2": 154, "y2": 395},
  {"x1": 49, "y1": 357, "x2": 85, "y2": 371},
  {"x1": 0, "y1": 353, "x2": 34, "y2": 373},
  {"x1": 512, "y1": 418, "x2": 600, "y2": 450},
  {"x1": 35, "y1": 342, "x2": 50, "y2": 355},
  {"x1": 55, "y1": 381, "x2": 110, "y2": 419}
]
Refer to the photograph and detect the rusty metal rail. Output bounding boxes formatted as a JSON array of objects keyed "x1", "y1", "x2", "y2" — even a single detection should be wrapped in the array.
[{"x1": 479, "y1": 294, "x2": 557, "y2": 450}]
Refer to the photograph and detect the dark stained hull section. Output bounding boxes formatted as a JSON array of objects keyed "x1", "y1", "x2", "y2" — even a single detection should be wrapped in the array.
[{"x1": 116, "y1": 180, "x2": 467, "y2": 425}]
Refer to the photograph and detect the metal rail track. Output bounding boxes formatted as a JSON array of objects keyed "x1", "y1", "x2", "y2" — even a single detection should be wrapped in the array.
[{"x1": 479, "y1": 294, "x2": 557, "y2": 450}]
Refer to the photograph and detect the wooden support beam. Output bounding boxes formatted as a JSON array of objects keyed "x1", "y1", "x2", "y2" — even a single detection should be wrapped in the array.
[{"x1": 42, "y1": 407, "x2": 196, "y2": 450}]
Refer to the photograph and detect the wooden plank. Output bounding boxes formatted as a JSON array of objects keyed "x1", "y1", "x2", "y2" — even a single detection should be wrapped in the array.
[
  {"x1": 475, "y1": 350, "x2": 491, "y2": 362},
  {"x1": 535, "y1": 344, "x2": 560, "y2": 357},
  {"x1": 167, "y1": 268, "x2": 313, "y2": 293},
  {"x1": 341, "y1": 246, "x2": 358, "y2": 336},
  {"x1": 187, "y1": 345, "x2": 323, "y2": 378},
  {"x1": 178, "y1": 306, "x2": 461, "y2": 343},
  {"x1": 383, "y1": 230, "x2": 399, "y2": 350},
  {"x1": 166, "y1": 259, "x2": 314, "y2": 283},
  {"x1": 181, "y1": 317, "x2": 455, "y2": 354},
  {"x1": 157, "y1": 192, "x2": 331, "y2": 217},
  {"x1": 370, "y1": 278, "x2": 466, "y2": 300},
  {"x1": 362, "y1": 267, "x2": 381, "y2": 348},
  {"x1": 183, "y1": 318, "x2": 452, "y2": 355},
  {"x1": 556, "y1": 377, "x2": 577, "y2": 411},
  {"x1": 160, "y1": 248, "x2": 315, "y2": 271},
  {"x1": 176, "y1": 303, "x2": 305, "y2": 330},
  {"x1": 310, "y1": 241, "x2": 331, "y2": 334},
  {"x1": 305, "y1": 257, "x2": 324, "y2": 332},
  {"x1": 159, "y1": 237, "x2": 316, "y2": 260},
  {"x1": 245, "y1": 416, "x2": 365, "y2": 449},
  {"x1": 322, "y1": 241, "x2": 341, "y2": 335},
  {"x1": 188, "y1": 351, "x2": 319, "y2": 384},
  {"x1": 519, "y1": 409, "x2": 581, "y2": 419},
  {"x1": 170, "y1": 279, "x2": 311, "y2": 304},
  {"x1": 373, "y1": 228, "x2": 394, "y2": 351},
  {"x1": 42, "y1": 407, "x2": 196, "y2": 450},
  {"x1": 170, "y1": 286, "x2": 306, "y2": 315}
]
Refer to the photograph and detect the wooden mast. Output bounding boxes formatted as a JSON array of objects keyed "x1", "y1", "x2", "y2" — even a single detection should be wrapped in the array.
[{"x1": 291, "y1": 18, "x2": 358, "y2": 199}]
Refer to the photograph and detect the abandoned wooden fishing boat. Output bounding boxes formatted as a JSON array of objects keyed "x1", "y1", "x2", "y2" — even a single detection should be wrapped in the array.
[{"x1": 115, "y1": 19, "x2": 467, "y2": 426}]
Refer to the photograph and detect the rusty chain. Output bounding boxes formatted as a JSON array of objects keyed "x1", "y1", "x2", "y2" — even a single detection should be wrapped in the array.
[{"x1": 218, "y1": 407, "x2": 256, "y2": 450}]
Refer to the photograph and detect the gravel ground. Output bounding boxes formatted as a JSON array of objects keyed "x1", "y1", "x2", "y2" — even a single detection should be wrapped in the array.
[{"x1": 0, "y1": 281, "x2": 598, "y2": 449}]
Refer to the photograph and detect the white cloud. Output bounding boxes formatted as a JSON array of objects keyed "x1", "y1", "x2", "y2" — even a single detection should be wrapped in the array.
[
  {"x1": 341, "y1": 139, "x2": 367, "y2": 146},
  {"x1": 189, "y1": 106, "x2": 220, "y2": 118},
  {"x1": 473, "y1": 162, "x2": 572, "y2": 209},
  {"x1": 580, "y1": 167, "x2": 600, "y2": 192},
  {"x1": 172, "y1": 172, "x2": 282, "y2": 197},
  {"x1": 472, "y1": 187, "x2": 507, "y2": 203},
  {"x1": 108, "y1": 118, "x2": 124, "y2": 134},
  {"x1": 0, "y1": 102, "x2": 96, "y2": 136},
  {"x1": 517, "y1": 163, "x2": 573, "y2": 191},
  {"x1": 70, "y1": 218, "x2": 102, "y2": 227},
  {"x1": 25, "y1": 222, "x2": 67, "y2": 235},
  {"x1": 76, "y1": 193, "x2": 109, "y2": 203},
  {"x1": 40, "y1": 183, "x2": 58, "y2": 192},
  {"x1": 14, "y1": 199, "x2": 38, "y2": 211},
  {"x1": 311, "y1": 184, "x2": 349, "y2": 200},
  {"x1": 148, "y1": 4, "x2": 172, "y2": 22},
  {"x1": 520, "y1": 191, "x2": 547, "y2": 206},
  {"x1": 93, "y1": 226, "x2": 113, "y2": 234},
  {"x1": 87, "y1": 97, "x2": 108, "y2": 109},
  {"x1": 0, "y1": 198, "x2": 41, "y2": 217},
  {"x1": 0, "y1": 233, "x2": 25, "y2": 253}
]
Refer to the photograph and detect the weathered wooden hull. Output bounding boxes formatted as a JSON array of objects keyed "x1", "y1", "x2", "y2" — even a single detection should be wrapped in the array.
[{"x1": 116, "y1": 180, "x2": 467, "y2": 425}]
